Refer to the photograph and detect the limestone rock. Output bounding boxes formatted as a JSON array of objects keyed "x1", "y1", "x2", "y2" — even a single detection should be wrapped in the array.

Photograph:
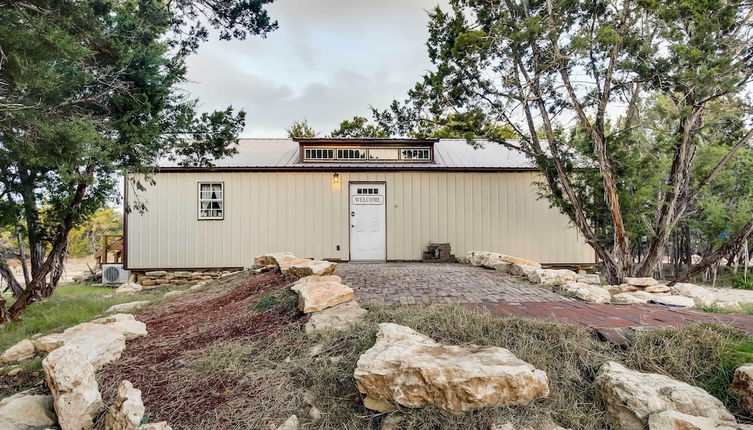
[
  {"x1": 305, "y1": 300, "x2": 367, "y2": 333},
  {"x1": 607, "y1": 284, "x2": 640, "y2": 295},
  {"x1": 577, "y1": 273, "x2": 601, "y2": 285},
  {"x1": 645, "y1": 285, "x2": 671, "y2": 294},
  {"x1": 733, "y1": 364, "x2": 753, "y2": 414},
  {"x1": 138, "y1": 423, "x2": 172, "y2": 430},
  {"x1": 275, "y1": 415, "x2": 298, "y2": 430},
  {"x1": 0, "y1": 339, "x2": 35, "y2": 363},
  {"x1": 509, "y1": 263, "x2": 540, "y2": 278},
  {"x1": 254, "y1": 252, "x2": 296, "y2": 267},
  {"x1": 91, "y1": 314, "x2": 148, "y2": 340},
  {"x1": 33, "y1": 333, "x2": 64, "y2": 353},
  {"x1": 285, "y1": 260, "x2": 337, "y2": 277},
  {"x1": 714, "y1": 300, "x2": 743, "y2": 312},
  {"x1": 648, "y1": 410, "x2": 753, "y2": 429},
  {"x1": 493, "y1": 262, "x2": 512, "y2": 273},
  {"x1": 354, "y1": 323, "x2": 549, "y2": 413},
  {"x1": 558, "y1": 282, "x2": 611, "y2": 303},
  {"x1": 188, "y1": 282, "x2": 208, "y2": 292},
  {"x1": 291, "y1": 275, "x2": 354, "y2": 313},
  {"x1": 59, "y1": 323, "x2": 126, "y2": 370},
  {"x1": 105, "y1": 380, "x2": 145, "y2": 430},
  {"x1": 670, "y1": 283, "x2": 715, "y2": 307},
  {"x1": 613, "y1": 291, "x2": 655, "y2": 304},
  {"x1": 144, "y1": 271, "x2": 167, "y2": 277},
  {"x1": 106, "y1": 301, "x2": 151, "y2": 314},
  {"x1": 527, "y1": 269, "x2": 577, "y2": 287},
  {"x1": 595, "y1": 361, "x2": 734, "y2": 430},
  {"x1": 625, "y1": 277, "x2": 659, "y2": 287},
  {"x1": 163, "y1": 290, "x2": 186, "y2": 299},
  {"x1": 0, "y1": 390, "x2": 57, "y2": 430},
  {"x1": 116, "y1": 282, "x2": 143, "y2": 295},
  {"x1": 465, "y1": 251, "x2": 541, "y2": 270},
  {"x1": 650, "y1": 295, "x2": 696, "y2": 308},
  {"x1": 43, "y1": 346, "x2": 103, "y2": 430}
]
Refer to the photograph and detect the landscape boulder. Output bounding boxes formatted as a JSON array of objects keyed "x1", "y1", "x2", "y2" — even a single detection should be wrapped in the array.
[
  {"x1": 527, "y1": 268, "x2": 577, "y2": 287},
  {"x1": 650, "y1": 295, "x2": 696, "y2": 308},
  {"x1": 254, "y1": 252, "x2": 296, "y2": 267},
  {"x1": 733, "y1": 364, "x2": 753, "y2": 414},
  {"x1": 105, "y1": 380, "x2": 145, "y2": 430},
  {"x1": 59, "y1": 323, "x2": 126, "y2": 370},
  {"x1": 305, "y1": 300, "x2": 368, "y2": 333},
  {"x1": 577, "y1": 273, "x2": 601, "y2": 285},
  {"x1": 138, "y1": 423, "x2": 172, "y2": 430},
  {"x1": 43, "y1": 346, "x2": 103, "y2": 430},
  {"x1": 645, "y1": 285, "x2": 671, "y2": 294},
  {"x1": 558, "y1": 282, "x2": 611, "y2": 303},
  {"x1": 275, "y1": 415, "x2": 299, "y2": 430},
  {"x1": 607, "y1": 284, "x2": 640, "y2": 295},
  {"x1": 670, "y1": 283, "x2": 715, "y2": 307},
  {"x1": 285, "y1": 260, "x2": 337, "y2": 277},
  {"x1": 613, "y1": 291, "x2": 655, "y2": 304},
  {"x1": 595, "y1": 361, "x2": 735, "y2": 430},
  {"x1": 0, "y1": 390, "x2": 57, "y2": 430},
  {"x1": 648, "y1": 410, "x2": 753, "y2": 429},
  {"x1": 91, "y1": 314, "x2": 148, "y2": 341},
  {"x1": 115, "y1": 282, "x2": 143, "y2": 295},
  {"x1": 291, "y1": 275, "x2": 354, "y2": 313},
  {"x1": 33, "y1": 332, "x2": 65, "y2": 353},
  {"x1": 0, "y1": 339, "x2": 35, "y2": 363},
  {"x1": 509, "y1": 263, "x2": 540, "y2": 278},
  {"x1": 354, "y1": 323, "x2": 549, "y2": 412},
  {"x1": 106, "y1": 301, "x2": 151, "y2": 314},
  {"x1": 465, "y1": 251, "x2": 542, "y2": 270},
  {"x1": 624, "y1": 277, "x2": 659, "y2": 287}
]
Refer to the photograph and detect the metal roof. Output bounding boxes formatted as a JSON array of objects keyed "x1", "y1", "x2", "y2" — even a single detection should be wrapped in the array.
[{"x1": 158, "y1": 138, "x2": 535, "y2": 171}]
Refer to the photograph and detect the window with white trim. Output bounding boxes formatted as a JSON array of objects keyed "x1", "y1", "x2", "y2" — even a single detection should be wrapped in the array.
[
  {"x1": 337, "y1": 148, "x2": 367, "y2": 159},
  {"x1": 198, "y1": 182, "x2": 224, "y2": 220}
]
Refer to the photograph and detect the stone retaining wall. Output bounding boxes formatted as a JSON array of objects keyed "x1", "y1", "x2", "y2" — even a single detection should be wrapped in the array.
[{"x1": 134, "y1": 270, "x2": 233, "y2": 288}]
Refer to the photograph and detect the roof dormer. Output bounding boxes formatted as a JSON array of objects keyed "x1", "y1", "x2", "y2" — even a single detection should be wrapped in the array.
[{"x1": 293, "y1": 138, "x2": 437, "y2": 163}]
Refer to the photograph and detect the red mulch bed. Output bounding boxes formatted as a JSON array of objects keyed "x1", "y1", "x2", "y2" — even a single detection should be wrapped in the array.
[{"x1": 96, "y1": 271, "x2": 305, "y2": 429}]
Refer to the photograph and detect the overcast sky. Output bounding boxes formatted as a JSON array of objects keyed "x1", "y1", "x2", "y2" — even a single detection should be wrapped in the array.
[{"x1": 183, "y1": 0, "x2": 449, "y2": 138}]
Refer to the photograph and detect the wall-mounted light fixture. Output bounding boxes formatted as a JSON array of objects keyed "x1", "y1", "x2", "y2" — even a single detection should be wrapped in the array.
[{"x1": 332, "y1": 172, "x2": 340, "y2": 183}]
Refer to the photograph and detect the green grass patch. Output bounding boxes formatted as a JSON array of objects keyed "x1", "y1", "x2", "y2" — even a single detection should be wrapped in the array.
[
  {"x1": 1, "y1": 283, "x2": 166, "y2": 351},
  {"x1": 700, "y1": 304, "x2": 753, "y2": 315}
]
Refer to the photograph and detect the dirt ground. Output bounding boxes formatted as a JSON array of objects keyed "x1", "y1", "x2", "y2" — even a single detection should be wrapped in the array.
[
  {"x1": 96, "y1": 270, "x2": 304, "y2": 429},
  {"x1": 6, "y1": 256, "x2": 97, "y2": 285}
]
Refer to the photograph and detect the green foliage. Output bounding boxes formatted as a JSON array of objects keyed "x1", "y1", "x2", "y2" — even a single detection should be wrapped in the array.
[
  {"x1": 373, "y1": 0, "x2": 753, "y2": 275},
  {"x1": 330, "y1": 116, "x2": 387, "y2": 138},
  {"x1": 286, "y1": 120, "x2": 318, "y2": 138},
  {"x1": 67, "y1": 207, "x2": 122, "y2": 258},
  {"x1": 0, "y1": 0, "x2": 274, "y2": 305}
]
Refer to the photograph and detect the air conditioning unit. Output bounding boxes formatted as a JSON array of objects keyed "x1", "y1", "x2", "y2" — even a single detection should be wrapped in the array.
[{"x1": 102, "y1": 264, "x2": 130, "y2": 285}]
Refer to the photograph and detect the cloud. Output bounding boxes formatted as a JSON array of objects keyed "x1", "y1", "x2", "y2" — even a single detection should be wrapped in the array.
[{"x1": 183, "y1": 0, "x2": 449, "y2": 137}]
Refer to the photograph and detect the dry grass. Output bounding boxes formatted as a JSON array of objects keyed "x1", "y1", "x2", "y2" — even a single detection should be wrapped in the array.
[
  {"x1": 82, "y1": 271, "x2": 753, "y2": 430},
  {"x1": 164, "y1": 293, "x2": 753, "y2": 430}
]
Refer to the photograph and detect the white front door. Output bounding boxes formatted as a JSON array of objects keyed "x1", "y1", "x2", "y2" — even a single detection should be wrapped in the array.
[{"x1": 350, "y1": 183, "x2": 386, "y2": 261}]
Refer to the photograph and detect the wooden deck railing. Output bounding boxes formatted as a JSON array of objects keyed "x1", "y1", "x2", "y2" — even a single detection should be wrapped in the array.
[{"x1": 95, "y1": 234, "x2": 123, "y2": 266}]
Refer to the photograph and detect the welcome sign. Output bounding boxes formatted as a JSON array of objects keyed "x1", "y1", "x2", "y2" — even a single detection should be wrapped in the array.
[{"x1": 352, "y1": 195, "x2": 384, "y2": 205}]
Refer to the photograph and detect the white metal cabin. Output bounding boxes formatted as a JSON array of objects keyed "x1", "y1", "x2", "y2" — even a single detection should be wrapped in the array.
[{"x1": 123, "y1": 138, "x2": 595, "y2": 270}]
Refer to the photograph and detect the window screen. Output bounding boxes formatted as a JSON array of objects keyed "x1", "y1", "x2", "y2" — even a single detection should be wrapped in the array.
[{"x1": 198, "y1": 182, "x2": 224, "y2": 220}]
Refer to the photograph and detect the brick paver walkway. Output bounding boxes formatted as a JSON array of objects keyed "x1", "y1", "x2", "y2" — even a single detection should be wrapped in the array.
[
  {"x1": 469, "y1": 301, "x2": 753, "y2": 332},
  {"x1": 337, "y1": 262, "x2": 753, "y2": 340},
  {"x1": 338, "y1": 262, "x2": 571, "y2": 304}
]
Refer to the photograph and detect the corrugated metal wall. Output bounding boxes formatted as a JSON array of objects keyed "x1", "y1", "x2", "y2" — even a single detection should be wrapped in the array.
[{"x1": 125, "y1": 171, "x2": 595, "y2": 268}]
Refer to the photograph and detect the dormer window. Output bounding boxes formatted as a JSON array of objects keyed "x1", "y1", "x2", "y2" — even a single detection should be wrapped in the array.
[{"x1": 301, "y1": 145, "x2": 433, "y2": 162}]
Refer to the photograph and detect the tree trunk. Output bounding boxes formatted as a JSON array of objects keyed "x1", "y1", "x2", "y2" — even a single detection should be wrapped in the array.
[
  {"x1": 672, "y1": 217, "x2": 753, "y2": 285},
  {"x1": 7, "y1": 165, "x2": 94, "y2": 320},
  {"x1": 15, "y1": 225, "x2": 30, "y2": 288},
  {"x1": 0, "y1": 257, "x2": 23, "y2": 297},
  {"x1": 0, "y1": 294, "x2": 9, "y2": 325},
  {"x1": 19, "y1": 169, "x2": 44, "y2": 274},
  {"x1": 49, "y1": 239, "x2": 69, "y2": 292}
]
